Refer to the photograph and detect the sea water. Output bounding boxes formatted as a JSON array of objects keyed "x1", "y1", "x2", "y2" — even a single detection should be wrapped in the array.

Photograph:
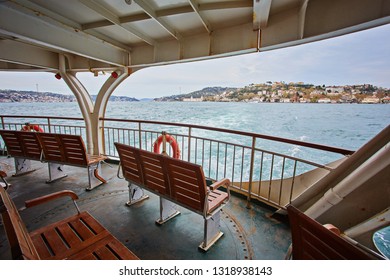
[
  {"x1": 1, "y1": 101, "x2": 388, "y2": 150},
  {"x1": 1, "y1": 101, "x2": 389, "y2": 180}
]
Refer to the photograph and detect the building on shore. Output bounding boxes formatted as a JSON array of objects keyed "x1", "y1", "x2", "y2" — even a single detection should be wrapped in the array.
[{"x1": 182, "y1": 96, "x2": 204, "y2": 102}]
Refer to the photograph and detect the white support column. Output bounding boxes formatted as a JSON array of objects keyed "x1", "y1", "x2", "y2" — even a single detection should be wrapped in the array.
[
  {"x1": 58, "y1": 56, "x2": 141, "y2": 156},
  {"x1": 92, "y1": 67, "x2": 132, "y2": 155},
  {"x1": 58, "y1": 55, "x2": 94, "y2": 154}
]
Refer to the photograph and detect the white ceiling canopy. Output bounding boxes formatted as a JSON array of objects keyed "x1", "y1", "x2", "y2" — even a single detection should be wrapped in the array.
[{"x1": 1, "y1": 0, "x2": 389, "y2": 72}]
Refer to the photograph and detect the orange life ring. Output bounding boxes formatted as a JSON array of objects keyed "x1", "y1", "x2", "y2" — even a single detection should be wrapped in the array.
[
  {"x1": 21, "y1": 124, "x2": 44, "y2": 132},
  {"x1": 153, "y1": 133, "x2": 181, "y2": 159}
]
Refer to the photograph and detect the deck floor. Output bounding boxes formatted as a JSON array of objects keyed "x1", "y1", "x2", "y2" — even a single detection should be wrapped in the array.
[{"x1": 0, "y1": 156, "x2": 291, "y2": 260}]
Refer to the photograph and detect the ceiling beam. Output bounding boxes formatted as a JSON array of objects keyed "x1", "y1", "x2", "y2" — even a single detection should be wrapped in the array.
[
  {"x1": 81, "y1": 1, "x2": 252, "y2": 32},
  {"x1": 189, "y1": 0, "x2": 212, "y2": 34},
  {"x1": 9, "y1": 0, "x2": 131, "y2": 52},
  {"x1": 0, "y1": 3, "x2": 130, "y2": 67},
  {"x1": 0, "y1": 40, "x2": 58, "y2": 71},
  {"x1": 134, "y1": 0, "x2": 182, "y2": 41},
  {"x1": 253, "y1": 0, "x2": 272, "y2": 30},
  {"x1": 200, "y1": 0, "x2": 252, "y2": 10},
  {"x1": 80, "y1": 0, "x2": 156, "y2": 45}
]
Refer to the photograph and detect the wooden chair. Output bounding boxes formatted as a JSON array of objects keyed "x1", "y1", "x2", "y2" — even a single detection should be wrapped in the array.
[
  {"x1": 115, "y1": 142, "x2": 149, "y2": 205},
  {"x1": 115, "y1": 142, "x2": 179, "y2": 222},
  {"x1": 163, "y1": 155, "x2": 230, "y2": 250},
  {"x1": 37, "y1": 132, "x2": 107, "y2": 190},
  {"x1": 0, "y1": 185, "x2": 138, "y2": 260},
  {"x1": 0, "y1": 130, "x2": 42, "y2": 176},
  {"x1": 286, "y1": 204, "x2": 382, "y2": 259},
  {"x1": 115, "y1": 142, "x2": 231, "y2": 251}
]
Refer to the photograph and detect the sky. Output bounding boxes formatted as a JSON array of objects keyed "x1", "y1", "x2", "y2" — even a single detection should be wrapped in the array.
[{"x1": 0, "y1": 23, "x2": 389, "y2": 99}]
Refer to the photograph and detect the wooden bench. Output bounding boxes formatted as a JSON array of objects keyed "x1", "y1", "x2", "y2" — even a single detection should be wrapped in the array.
[
  {"x1": 0, "y1": 130, "x2": 107, "y2": 190},
  {"x1": 0, "y1": 185, "x2": 138, "y2": 260},
  {"x1": 114, "y1": 142, "x2": 230, "y2": 251},
  {"x1": 286, "y1": 205, "x2": 383, "y2": 259}
]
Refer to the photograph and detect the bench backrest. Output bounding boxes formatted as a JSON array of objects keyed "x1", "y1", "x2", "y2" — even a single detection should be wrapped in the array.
[
  {"x1": 0, "y1": 130, "x2": 42, "y2": 160},
  {"x1": 37, "y1": 133, "x2": 88, "y2": 166},
  {"x1": 115, "y1": 142, "x2": 144, "y2": 186},
  {"x1": 138, "y1": 148, "x2": 170, "y2": 196},
  {"x1": 0, "y1": 187, "x2": 40, "y2": 259},
  {"x1": 115, "y1": 143, "x2": 170, "y2": 196},
  {"x1": 287, "y1": 205, "x2": 379, "y2": 260},
  {"x1": 164, "y1": 156, "x2": 207, "y2": 212},
  {"x1": 115, "y1": 143, "x2": 208, "y2": 212}
]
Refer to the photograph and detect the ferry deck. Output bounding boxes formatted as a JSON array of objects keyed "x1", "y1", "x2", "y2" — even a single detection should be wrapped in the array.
[
  {"x1": 0, "y1": 0, "x2": 389, "y2": 263},
  {"x1": 0, "y1": 155, "x2": 291, "y2": 260}
]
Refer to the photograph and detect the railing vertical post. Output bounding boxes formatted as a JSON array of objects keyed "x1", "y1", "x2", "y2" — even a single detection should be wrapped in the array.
[
  {"x1": 101, "y1": 118, "x2": 106, "y2": 155},
  {"x1": 246, "y1": 136, "x2": 256, "y2": 209},
  {"x1": 47, "y1": 117, "x2": 51, "y2": 133},
  {"x1": 188, "y1": 127, "x2": 192, "y2": 162},
  {"x1": 1, "y1": 116, "x2": 4, "y2": 129},
  {"x1": 138, "y1": 122, "x2": 142, "y2": 149}
]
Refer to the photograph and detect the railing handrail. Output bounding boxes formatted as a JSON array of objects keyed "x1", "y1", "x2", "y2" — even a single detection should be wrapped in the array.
[
  {"x1": 0, "y1": 115, "x2": 84, "y2": 121},
  {"x1": 101, "y1": 117, "x2": 355, "y2": 156}
]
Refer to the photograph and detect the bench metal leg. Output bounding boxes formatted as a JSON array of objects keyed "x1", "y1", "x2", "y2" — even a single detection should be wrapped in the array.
[
  {"x1": 126, "y1": 183, "x2": 149, "y2": 206},
  {"x1": 199, "y1": 210, "x2": 224, "y2": 251},
  {"x1": 12, "y1": 158, "x2": 35, "y2": 176},
  {"x1": 86, "y1": 162, "x2": 107, "y2": 191},
  {"x1": 46, "y1": 163, "x2": 67, "y2": 183},
  {"x1": 156, "y1": 198, "x2": 180, "y2": 225}
]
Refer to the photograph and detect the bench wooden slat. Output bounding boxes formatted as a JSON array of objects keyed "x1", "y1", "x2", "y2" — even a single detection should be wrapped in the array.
[
  {"x1": 171, "y1": 176, "x2": 202, "y2": 195},
  {"x1": 56, "y1": 223, "x2": 83, "y2": 248},
  {"x1": 164, "y1": 157, "x2": 207, "y2": 212},
  {"x1": 79, "y1": 212, "x2": 106, "y2": 233},
  {"x1": 41, "y1": 227, "x2": 70, "y2": 255},
  {"x1": 67, "y1": 236, "x2": 138, "y2": 260},
  {"x1": 138, "y1": 149, "x2": 170, "y2": 195},
  {"x1": 207, "y1": 190, "x2": 228, "y2": 213},
  {"x1": 38, "y1": 134, "x2": 66, "y2": 162},
  {"x1": 69, "y1": 218, "x2": 96, "y2": 241},
  {"x1": 145, "y1": 179, "x2": 167, "y2": 195},
  {"x1": 171, "y1": 180, "x2": 200, "y2": 200},
  {"x1": 20, "y1": 133, "x2": 42, "y2": 159},
  {"x1": 30, "y1": 234, "x2": 52, "y2": 259},
  {"x1": 170, "y1": 169, "x2": 199, "y2": 187},
  {"x1": 174, "y1": 192, "x2": 203, "y2": 212}
]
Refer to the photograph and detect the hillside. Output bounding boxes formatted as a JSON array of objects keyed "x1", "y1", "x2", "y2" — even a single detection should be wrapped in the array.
[
  {"x1": 154, "y1": 87, "x2": 237, "y2": 101},
  {"x1": 155, "y1": 82, "x2": 390, "y2": 104},
  {"x1": 0, "y1": 90, "x2": 138, "y2": 102}
]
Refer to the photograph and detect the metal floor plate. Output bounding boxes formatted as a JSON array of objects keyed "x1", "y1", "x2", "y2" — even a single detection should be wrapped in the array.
[{"x1": 0, "y1": 156, "x2": 291, "y2": 260}]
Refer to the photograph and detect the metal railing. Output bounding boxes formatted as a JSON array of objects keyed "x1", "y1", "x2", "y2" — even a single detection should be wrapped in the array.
[
  {"x1": 0, "y1": 115, "x2": 355, "y2": 209},
  {"x1": 101, "y1": 118, "x2": 354, "y2": 208},
  {"x1": 0, "y1": 115, "x2": 86, "y2": 136}
]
